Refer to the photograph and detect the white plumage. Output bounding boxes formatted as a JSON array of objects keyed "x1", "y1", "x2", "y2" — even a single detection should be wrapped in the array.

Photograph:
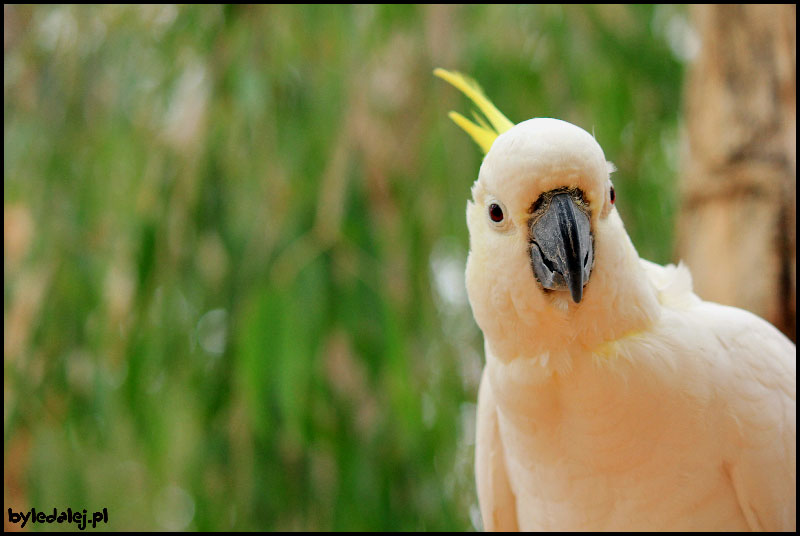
[{"x1": 435, "y1": 76, "x2": 796, "y2": 531}]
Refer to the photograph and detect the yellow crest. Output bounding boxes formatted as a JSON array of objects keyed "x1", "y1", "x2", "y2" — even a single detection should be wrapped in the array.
[{"x1": 434, "y1": 68, "x2": 515, "y2": 154}]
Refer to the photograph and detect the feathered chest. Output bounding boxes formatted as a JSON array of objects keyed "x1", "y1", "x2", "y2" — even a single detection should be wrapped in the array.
[
  {"x1": 486, "y1": 345, "x2": 718, "y2": 471},
  {"x1": 483, "y1": 348, "x2": 746, "y2": 531}
]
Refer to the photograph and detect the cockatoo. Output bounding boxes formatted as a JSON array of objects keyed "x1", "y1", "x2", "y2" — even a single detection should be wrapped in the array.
[{"x1": 435, "y1": 68, "x2": 796, "y2": 532}]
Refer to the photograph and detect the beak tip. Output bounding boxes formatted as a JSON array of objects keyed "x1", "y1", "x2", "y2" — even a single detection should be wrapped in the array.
[{"x1": 570, "y1": 286, "x2": 583, "y2": 304}]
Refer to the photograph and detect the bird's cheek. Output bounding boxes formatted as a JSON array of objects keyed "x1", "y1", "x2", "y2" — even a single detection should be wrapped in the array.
[{"x1": 464, "y1": 257, "x2": 498, "y2": 329}]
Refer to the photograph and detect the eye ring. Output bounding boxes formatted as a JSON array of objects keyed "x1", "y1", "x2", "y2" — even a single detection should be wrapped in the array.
[{"x1": 486, "y1": 199, "x2": 512, "y2": 231}]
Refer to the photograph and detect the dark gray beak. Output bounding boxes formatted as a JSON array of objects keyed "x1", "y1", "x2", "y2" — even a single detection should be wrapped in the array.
[{"x1": 529, "y1": 192, "x2": 593, "y2": 303}]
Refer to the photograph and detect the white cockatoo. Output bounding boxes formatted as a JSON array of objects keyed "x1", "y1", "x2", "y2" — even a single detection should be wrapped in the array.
[{"x1": 435, "y1": 69, "x2": 796, "y2": 532}]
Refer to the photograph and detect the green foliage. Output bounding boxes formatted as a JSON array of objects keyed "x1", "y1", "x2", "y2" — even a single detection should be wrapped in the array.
[{"x1": 4, "y1": 5, "x2": 685, "y2": 530}]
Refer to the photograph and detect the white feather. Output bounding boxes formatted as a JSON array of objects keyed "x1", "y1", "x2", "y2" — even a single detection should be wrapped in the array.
[{"x1": 468, "y1": 118, "x2": 796, "y2": 531}]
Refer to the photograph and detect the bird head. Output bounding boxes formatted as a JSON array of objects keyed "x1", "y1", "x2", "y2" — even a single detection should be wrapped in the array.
[
  {"x1": 436, "y1": 69, "x2": 658, "y2": 361},
  {"x1": 470, "y1": 118, "x2": 614, "y2": 305}
]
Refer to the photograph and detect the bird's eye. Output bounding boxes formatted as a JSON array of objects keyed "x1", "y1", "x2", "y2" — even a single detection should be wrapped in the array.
[
  {"x1": 489, "y1": 203, "x2": 504, "y2": 223},
  {"x1": 609, "y1": 186, "x2": 616, "y2": 204}
]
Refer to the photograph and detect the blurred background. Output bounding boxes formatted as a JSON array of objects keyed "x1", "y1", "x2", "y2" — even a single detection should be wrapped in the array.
[{"x1": 4, "y1": 4, "x2": 793, "y2": 531}]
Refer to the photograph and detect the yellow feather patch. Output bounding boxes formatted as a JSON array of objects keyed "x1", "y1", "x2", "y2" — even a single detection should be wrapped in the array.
[
  {"x1": 448, "y1": 112, "x2": 496, "y2": 154},
  {"x1": 434, "y1": 68, "x2": 515, "y2": 154}
]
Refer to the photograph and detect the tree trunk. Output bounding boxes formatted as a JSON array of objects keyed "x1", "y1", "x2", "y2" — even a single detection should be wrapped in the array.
[{"x1": 677, "y1": 4, "x2": 796, "y2": 341}]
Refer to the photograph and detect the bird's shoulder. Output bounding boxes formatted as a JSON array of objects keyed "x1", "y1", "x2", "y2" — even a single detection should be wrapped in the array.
[
  {"x1": 640, "y1": 258, "x2": 794, "y2": 387},
  {"x1": 612, "y1": 258, "x2": 796, "y2": 431},
  {"x1": 634, "y1": 259, "x2": 795, "y2": 443}
]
